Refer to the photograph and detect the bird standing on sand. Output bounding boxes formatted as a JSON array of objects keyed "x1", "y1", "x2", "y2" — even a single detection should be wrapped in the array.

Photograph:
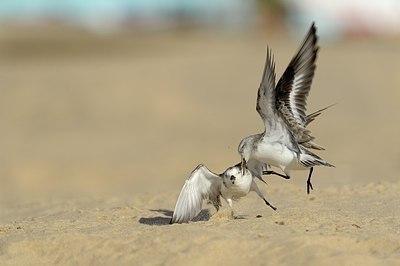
[
  {"x1": 170, "y1": 163, "x2": 276, "y2": 224},
  {"x1": 238, "y1": 23, "x2": 334, "y2": 194}
]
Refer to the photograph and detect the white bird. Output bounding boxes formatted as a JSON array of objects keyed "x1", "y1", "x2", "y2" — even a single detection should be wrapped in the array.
[
  {"x1": 238, "y1": 23, "x2": 334, "y2": 194},
  {"x1": 170, "y1": 163, "x2": 275, "y2": 224}
]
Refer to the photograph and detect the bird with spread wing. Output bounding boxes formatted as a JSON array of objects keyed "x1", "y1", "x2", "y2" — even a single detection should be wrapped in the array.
[
  {"x1": 170, "y1": 163, "x2": 275, "y2": 224},
  {"x1": 238, "y1": 23, "x2": 334, "y2": 194}
]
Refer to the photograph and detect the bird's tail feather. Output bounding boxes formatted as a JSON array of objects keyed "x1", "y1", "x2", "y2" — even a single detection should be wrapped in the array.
[
  {"x1": 305, "y1": 103, "x2": 336, "y2": 126},
  {"x1": 300, "y1": 149, "x2": 335, "y2": 168}
]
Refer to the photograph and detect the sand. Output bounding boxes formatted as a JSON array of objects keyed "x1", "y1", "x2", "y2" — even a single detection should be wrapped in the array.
[{"x1": 0, "y1": 25, "x2": 400, "y2": 265}]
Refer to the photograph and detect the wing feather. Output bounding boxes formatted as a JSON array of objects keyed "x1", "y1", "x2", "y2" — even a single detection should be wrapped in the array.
[
  {"x1": 171, "y1": 164, "x2": 221, "y2": 224},
  {"x1": 275, "y1": 23, "x2": 319, "y2": 145},
  {"x1": 256, "y1": 47, "x2": 277, "y2": 125},
  {"x1": 255, "y1": 47, "x2": 301, "y2": 153}
]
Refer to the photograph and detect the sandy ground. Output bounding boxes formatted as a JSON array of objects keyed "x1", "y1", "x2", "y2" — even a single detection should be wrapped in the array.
[{"x1": 0, "y1": 25, "x2": 400, "y2": 265}]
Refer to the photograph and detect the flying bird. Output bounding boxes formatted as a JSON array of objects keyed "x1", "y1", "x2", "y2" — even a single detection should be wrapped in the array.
[
  {"x1": 170, "y1": 163, "x2": 276, "y2": 224},
  {"x1": 238, "y1": 23, "x2": 334, "y2": 194}
]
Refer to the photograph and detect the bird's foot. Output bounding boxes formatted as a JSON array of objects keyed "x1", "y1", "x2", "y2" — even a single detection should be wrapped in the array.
[
  {"x1": 307, "y1": 180, "x2": 313, "y2": 194},
  {"x1": 306, "y1": 167, "x2": 314, "y2": 194},
  {"x1": 263, "y1": 171, "x2": 290, "y2": 179},
  {"x1": 264, "y1": 199, "x2": 277, "y2": 211}
]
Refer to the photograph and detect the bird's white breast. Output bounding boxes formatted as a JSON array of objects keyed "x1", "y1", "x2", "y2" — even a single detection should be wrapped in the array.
[
  {"x1": 221, "y1": 173, "x2": 252, "y2": 200},
  {"x1": 254, "y1": 141, "x2": 298, "y2": 169}
]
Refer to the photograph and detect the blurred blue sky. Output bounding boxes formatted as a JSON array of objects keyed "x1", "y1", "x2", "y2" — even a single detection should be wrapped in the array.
[
  {"x1": 0, "y1": 0, "x2": 232, "y2": 19},
  {"x1": 0, "y1": 0, "x2": 255, "y2": 33},
  {"x1": 1, "y1": 0, "x2": 400, "y2": 38}
]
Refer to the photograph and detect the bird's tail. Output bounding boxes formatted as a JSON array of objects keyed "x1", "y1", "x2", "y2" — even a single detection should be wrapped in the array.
[
  {"x1": 305, "y1": 104, "x2": 336, "y2": 126},
  {"x1": 302, "y1": 104, "x2": 336, "y2": 151},
  {"x1": 299, "y1": 148, "x2": 335, "y2": 168}
]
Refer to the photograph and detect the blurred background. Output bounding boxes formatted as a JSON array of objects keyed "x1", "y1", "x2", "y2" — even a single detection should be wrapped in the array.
[{"x1": 1, "y1": 0, "x2": 400, "y2": 202}]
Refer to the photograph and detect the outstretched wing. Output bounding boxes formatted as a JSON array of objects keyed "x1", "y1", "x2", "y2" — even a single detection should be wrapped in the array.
[
  {"x1": 256, "y1": 47, "x2": 300, "y2": 153},
  {"x1": 256, "y1": 47, "x2": 278, "y2": 127},
  {"x1": 171, "y1": 164, "x2": 221, "y2": 224},
  {"x1": 275, "y1": 23, "x2": 319, "y2": 145}
]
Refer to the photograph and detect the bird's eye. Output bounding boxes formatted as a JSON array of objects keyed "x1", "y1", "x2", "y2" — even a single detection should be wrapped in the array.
[{"x1": 230, "y1": 175, "x2": 235, "y2": 181}]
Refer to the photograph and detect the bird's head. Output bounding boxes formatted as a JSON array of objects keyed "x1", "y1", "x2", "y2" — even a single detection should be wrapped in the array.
[
  {"x1": 221, "y1": 164, "x2": 250, "y2": 188},
  {"x1": 238, "y1": 136, "x2": 256, "y2": 175}
]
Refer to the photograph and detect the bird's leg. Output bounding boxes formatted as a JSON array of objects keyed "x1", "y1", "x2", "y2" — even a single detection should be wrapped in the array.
[
  {"x1": 257, "y1": 176, "x2": 268, "y2": 185},
  {"x1": 307, "y1": 167, "x2": 314, "y2": 194},
  {"x1": 212, "y1": 196, "x2": 221, "y2": 212},
  {"x1": 263, "y1": 170, "x2": 290, "y2": 179},
  {"x1": 226, "y1": 198, "x2": 234, "y2": 218},
  {"x1": 263, "y1": 198, "x2": 277, "y2": 211},
  {"x1": 226, "y1": 198, "x2": 233, "y2": 209},
  {"x1": 251, "y1": 181, "x2": 276, "y2": 211}
]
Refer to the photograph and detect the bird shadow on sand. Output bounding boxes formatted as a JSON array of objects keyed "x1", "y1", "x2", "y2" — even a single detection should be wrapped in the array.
[
  {"x1": 138, "y1": 209, "x2": 211, "y2": 226},
  {"x1": 138, "y1": 209, "x2": 172, "y2": 226}
]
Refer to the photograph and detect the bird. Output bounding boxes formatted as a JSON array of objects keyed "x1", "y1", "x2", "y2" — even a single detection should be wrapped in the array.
[
  {"x1": 238, "y1": 22, "x2": 334, "y2": 194},
  {"x1": 170, "y1": 163, "x2": 276, "y2": 224}
]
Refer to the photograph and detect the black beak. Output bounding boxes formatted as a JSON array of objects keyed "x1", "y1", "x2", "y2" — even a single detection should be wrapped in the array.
[{"x1": 241, "y1": 158, "x2": 246, "y2": 175}]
